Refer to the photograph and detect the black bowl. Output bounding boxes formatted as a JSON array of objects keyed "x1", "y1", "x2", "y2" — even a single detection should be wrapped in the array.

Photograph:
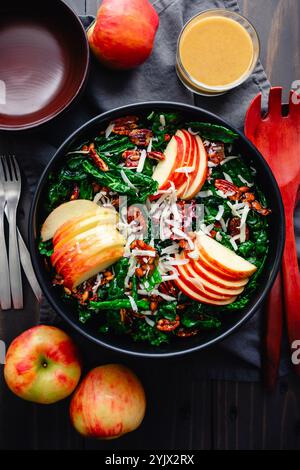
[{"x1": 29, "y1": 102, "x2": 285, "y2": 358}]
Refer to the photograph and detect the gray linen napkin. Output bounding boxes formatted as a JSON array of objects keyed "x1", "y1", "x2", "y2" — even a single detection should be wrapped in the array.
[{"x1": 1, "y1": 0, "x2": 290, "y2": 380}]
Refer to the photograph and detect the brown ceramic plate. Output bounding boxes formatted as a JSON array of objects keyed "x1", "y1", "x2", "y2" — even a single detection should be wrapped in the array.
[{"x1": 0, "y1": 0, "x2": 90, "y2": 131}]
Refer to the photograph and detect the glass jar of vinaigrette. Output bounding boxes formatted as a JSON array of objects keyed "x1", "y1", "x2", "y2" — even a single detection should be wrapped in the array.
[{"x1": 176, "y1": 9, "x2": 260, "y2": 96}]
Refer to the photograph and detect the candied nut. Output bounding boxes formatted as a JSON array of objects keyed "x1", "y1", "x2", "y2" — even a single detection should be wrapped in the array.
[
  {"x1": 251, "y1": 200, "x2": 272, "y2": 216},
  {"x1": 228, "y1": 217, "x2": 250, "y2": 241},
  {"x1": 176, "y1": 328, "x2": 199, "y2": 337},
  {"x1": 120, "y1": 308, "x2": 127, "y2": 322},
  {"x1": 157, "y1": 315, "x2": 180, "y2": 332},
  {"x1": 147, "y1": 151, "x2": 165, "y2": 161},
  {"x1": 81, "y1": 290, "x2": 89, "y2": 303},
  {"x1": 122, "y1": 150, "x2": 141, "y2": 168},
  {"x1": 239, "y1": 186, "x2": 250, "y2": 193},
  {"x1": 129, "y1": 128, "x2": 153, "y2": 147},
  {"x1": 150, "y1": 301, "x2": 158, "y2": 312},
  {"x1": 89, "y1": 148, "x2": 109, "y2": 172},
  {"x1": 215, "y1": 179, "x2": 240, "y2": 197},
  {"x1": 111, "y1": 116, "x2": 139, "y2": 136},
  {"x1": 204, "y1": 141, "x2": 225, "y2": 165},
  {"x1": 136, "y1": 267, "x2": 145, "y2": 278},
  {"x1": 243, "y1": 192, "x2": 255, "y2": 203}
]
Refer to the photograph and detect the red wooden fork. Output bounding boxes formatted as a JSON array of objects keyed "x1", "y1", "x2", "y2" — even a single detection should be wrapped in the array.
[{"x1": 245, "y1": 87, "x2": 300, "y2": 388}]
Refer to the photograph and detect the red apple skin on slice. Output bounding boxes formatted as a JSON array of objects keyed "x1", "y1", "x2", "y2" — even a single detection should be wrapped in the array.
[
  {"x1": 152, "y1": 135, "x2": 178, "y2": 189},
  {"x1": 179, "y1": 261, "x2": 245, "y2": 297},
  {"x1": 197, "y1": 234, "x2": 257, "y2": 280},
  {"x1": 175, "y1": 131, "x2": 196, "y2": 197},
  {"x1": 181, "y1": 134, "x2": 208, "y2": 200},
  {"x1": 190, "y1": 256, "x2": 249, "y2": 288},
  {"x1": 51, "y1": 226, "x2": 122, "y2": 268},
  {"x1": 175, "y1": 276, "x2": 237, "y2": 306},
  {"x1": 176, "y1": 264, "x2": 237, "y2": 300},
  {"x1": 41, "y1": 200, "x2": 102, "y2": 242},
  {"x1": 54, "y1": 233, "x2": 125, "y2": 274},
  {"x1": 171, "y1": 130, "x2": 194, "y2": 188},
  {"x1": 62, "y1": 246, "x2": 124, "y2": 290},
  {"x1": 196, "y1": 249, "x2": 247, "y2": 281},
  {"x1": 53, "y1": 208, "x2": 117, "y2": 246}
]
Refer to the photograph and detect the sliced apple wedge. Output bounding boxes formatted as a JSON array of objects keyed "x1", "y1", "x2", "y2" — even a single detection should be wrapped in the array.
[
  {"x1": 62, "y1": 245, "x2": 125, "y2": 290},
  {"x1": 54, "y1": 231, "x2": 125, "y2": 274},
  {"x1": 181, "y1": 134, "x2": 208, "y2": 200},
  {"x1": 175, "y1": 276, "x2": 237, "y2": 306},
  {"x1": 152, "y1": 135, "x2": 178, "y2": 188},
  {"x1": 196, "y1": 249, "x2": 247, "y2": 281},
  {"x1": 190, "y1": 256, "x2": 249, "y2": 288},
  {"x1": 53, "y1": 208, "x2": 118, "y2": 246},
  {"x1": 176, "y1": 265, "x2": 237, "y2": 300},
  {"x1": 41, "y1": 200, "x2": 103, "y2": 242},
  {"x1": 51, "y1": 225, "x2": 124, "y2": 267},
  {"x1": 197, "y1": 234, "x2": 257, "y2": 279},
  {"x1": 180, "y1": 261, "x2": 245, "y2": 297},
  {"x1": 172, "y1": 130, "x2": 194, "y2": 188},
  {"x1": 175, "y1": 131, "x2": 196, "y2": 197}
]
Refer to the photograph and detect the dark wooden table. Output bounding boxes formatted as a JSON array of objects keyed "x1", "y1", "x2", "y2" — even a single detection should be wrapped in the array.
[{"x1": 1, "y1": 0, "x2": 300, "y2": 450}]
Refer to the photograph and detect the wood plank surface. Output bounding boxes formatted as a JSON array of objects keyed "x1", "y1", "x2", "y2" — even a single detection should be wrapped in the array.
[{"x1": 0, "y1": 0, "x2": 299, "y2": 450}]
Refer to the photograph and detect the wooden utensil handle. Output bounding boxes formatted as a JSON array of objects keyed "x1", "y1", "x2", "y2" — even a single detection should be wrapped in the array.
[
  {"x1": 281, "y1": 190, "x2": 300, "y2": 375},
  {"x1": 265, "y1": 271, "x2": 283, "y2": 390}
]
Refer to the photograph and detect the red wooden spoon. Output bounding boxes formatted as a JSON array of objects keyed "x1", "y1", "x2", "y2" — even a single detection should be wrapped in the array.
[{"x1": 245, "y1": 87, "x2": 300, "y2": 386}]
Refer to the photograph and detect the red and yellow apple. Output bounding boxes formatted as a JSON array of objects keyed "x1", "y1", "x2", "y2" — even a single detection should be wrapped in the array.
[
  {"x1": 41, "y1": 200, "x2": 125, "y2": 290},
  {"x1": 53, "y1": 207, "x2": 118, "y2": 246},
  {"x1": 153, "y1": 129, "x2": 208, "y2": 199},
  {"x1": 87, "y1": 0, "x2": 159, "y2": 70},
  {"x1": 174, "y1": 234, "x2": 257, "y2": 306},
  {"x1": 197, "y1": 233, "x2": 257, "y2": 280},
  {"x1": 41, "y1": 199, "x2": 103, "y2": 242},
  {"x1": 4, "y1": 326, "x2": 82, "y2": 405},
  {"x1": 70, "y1": 364, "x2": 146, "y2": 439}
]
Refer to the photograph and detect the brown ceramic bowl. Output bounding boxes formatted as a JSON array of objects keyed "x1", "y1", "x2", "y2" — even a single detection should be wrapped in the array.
[{"x1": 0, "y1": 0, "x2": 89, "y2": 131}]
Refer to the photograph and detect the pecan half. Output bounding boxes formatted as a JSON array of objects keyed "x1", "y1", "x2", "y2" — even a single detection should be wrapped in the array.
[
  {"x1": 129, "y1": 128, "x2": 153, "y2": 147},
  {"x1": 251, "y1": 200, "x2": 272, "y2": 216},
  {"x1": 89, "y1": 148, "x2": 109, "y2": 172},
  {"x1": 157, "y1": 315, "x2": 180, "y2": 332},
  {"x1": 228, "y1": 217, "x2": 250, "y2": 241},
  {"x1": 122, "y1": 150, "x2": 140, "y2": 168},
  {"x1": 214, "y1": 179, "x2": 240, "y2": 200},
  {"x1": 176, "y1": 328, "x2": 199, "y2": 337},
  {"x1": 147, "y1": 151, "x2": 165, "y2": 161},
  {"x1": 111, "y1": 115, "x2": 139, "y2": 136},
  {"x1": 204, "y1": 141, "x2": 225, "y2": 165}
]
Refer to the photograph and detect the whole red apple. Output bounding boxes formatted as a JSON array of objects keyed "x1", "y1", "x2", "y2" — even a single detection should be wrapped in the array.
[
  {"x1": 70, "y1": 364, "x2": 146, "y2": 439},
  {"x1": 4, "y1": 325, "x2": 82, "y2": 405},
  {"x1": 87, "y1": 0, "x2": 159, "y2": 70}
]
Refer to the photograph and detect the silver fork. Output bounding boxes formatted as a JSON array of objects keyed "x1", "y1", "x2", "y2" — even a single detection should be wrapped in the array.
[
  {"x1": 0, "y1": 156, "x2": 23, "y2": 309},
  {"x1": 0, "y1": 179, "x2": 11, "y2": 310}
]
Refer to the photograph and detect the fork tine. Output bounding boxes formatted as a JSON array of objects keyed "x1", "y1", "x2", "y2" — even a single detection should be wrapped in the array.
[
  {"x1": 0, "y1": 158, "x2": 5, "y2": 182},
  {"x1": 267, "y1": 87, "x2": 283, "y2": 118},
  {"x1": 1, "y1": 156, "x2": 10, "y2": 181},
  {"x1": 11, "y1": 156, "x2": 21, "y2": 181}
]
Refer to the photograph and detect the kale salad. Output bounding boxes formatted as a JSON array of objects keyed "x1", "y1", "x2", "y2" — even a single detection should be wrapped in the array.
[{"x1": 39, "y1": 111, "x2": 271, "y2": 347}]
